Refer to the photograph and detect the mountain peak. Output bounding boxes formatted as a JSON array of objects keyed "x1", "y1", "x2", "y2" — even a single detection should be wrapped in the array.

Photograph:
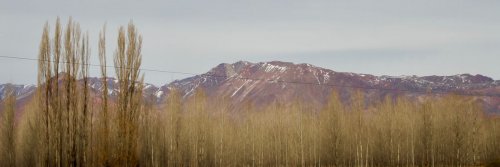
[
  {"x1": 209, "y1": 61, "x2": 252, "y2": 77},
  {"x1": 457, "y1": 74, "x2": 494, "y2": 83}
]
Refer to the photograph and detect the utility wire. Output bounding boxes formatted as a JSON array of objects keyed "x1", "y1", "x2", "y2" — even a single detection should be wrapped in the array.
[
  {"x1": 0, "y1": 55, "x2": 194, "y2": 75},
  {"x1": 1, "y1": 55, "x2": 499, "y2": 98}
]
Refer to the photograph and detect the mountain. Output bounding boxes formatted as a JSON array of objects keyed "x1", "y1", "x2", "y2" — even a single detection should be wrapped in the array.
[
  {"x1": 0, "y1": 84, "x2": 37, "y2": 112},
  {"x1": 2, "y1": 61, "x2": 500, "y2": 114},
  {"x1": 0, "y1": 84, "x2": 36, "y2": 100},
  {"x1": 158, "y1": 61, "x2": 500, "y2": 113}
]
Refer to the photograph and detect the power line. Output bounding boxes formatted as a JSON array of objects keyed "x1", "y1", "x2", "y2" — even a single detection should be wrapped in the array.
[
  {"x1": 0, "y1": 55, "x2": 194, "y2": 75},
  {"x1": 1, "y1": 55, "x2": 499, "y2": 98}
]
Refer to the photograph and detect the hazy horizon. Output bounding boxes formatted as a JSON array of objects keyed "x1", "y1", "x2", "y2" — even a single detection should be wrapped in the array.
[{"x1": 2, "y1": 0, "x2": 500, "y2": 85}]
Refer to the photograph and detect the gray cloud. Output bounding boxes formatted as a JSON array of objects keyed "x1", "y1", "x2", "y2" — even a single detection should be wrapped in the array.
[{"x1": 1, "y1": 0, "x2": 500, "y2": 85}]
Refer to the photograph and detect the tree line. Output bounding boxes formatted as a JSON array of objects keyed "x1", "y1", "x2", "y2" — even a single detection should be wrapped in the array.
[{"x1": 0, "y1": 18, "x2": 499, "y2": 166}]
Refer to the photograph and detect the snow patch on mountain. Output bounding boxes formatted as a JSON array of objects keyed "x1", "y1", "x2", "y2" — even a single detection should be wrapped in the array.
[
  {"x1": 262, "y1": 63, "x2": 287, "y2": 73},
  {"x1": 155, "y1": 91, "x2": 164, "y2": 99},
  {"x1": 231, "y1": 80, "x2": 250, "y2": 97}
]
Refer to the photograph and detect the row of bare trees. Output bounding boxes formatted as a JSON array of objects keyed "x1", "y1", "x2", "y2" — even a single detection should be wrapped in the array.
[
  {"x1": 133, "y1": 90, "x2": 500, "y2": 166},
  {"x1": 36, "y1": 17, "x2": 91, "y2": 166},
  {"x1": 1, "y1": 18, "x2": 499, "y2": 166},
  {"x1": 4, "y1": 18, "x2": 144, "y2": 166}
]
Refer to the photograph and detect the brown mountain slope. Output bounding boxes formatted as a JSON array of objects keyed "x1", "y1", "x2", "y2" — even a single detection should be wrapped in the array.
[
  {"x1": 2, "y1": 61, "x2": 500, "y2": 114},
  {"x1": 159, "y1": 61, "x2": 500, "y2": 113}
]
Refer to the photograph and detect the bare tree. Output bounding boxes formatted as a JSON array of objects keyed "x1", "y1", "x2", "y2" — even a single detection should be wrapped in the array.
[
  {"x1": 37, "y1": 21, "x2": 52, "y2": 166},
  {"x1": 114, "y1": 21, "x2": 144, "y2": 166},
  {"x1": 1, "y1": 86, "x2": 16, "y2": 167},
  {"x1": 97, "y1": 24, "x2": 110, "y2": 167}
]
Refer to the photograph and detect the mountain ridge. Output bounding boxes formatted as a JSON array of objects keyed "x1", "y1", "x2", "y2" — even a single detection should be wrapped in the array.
[{"x1": 2, "y1": 61, "x2": 500, "y2": 113}]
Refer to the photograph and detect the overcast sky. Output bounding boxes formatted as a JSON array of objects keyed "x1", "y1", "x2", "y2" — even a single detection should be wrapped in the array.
[{"x1": 1, "y1": 0, "x2": 500, "y2": 85}]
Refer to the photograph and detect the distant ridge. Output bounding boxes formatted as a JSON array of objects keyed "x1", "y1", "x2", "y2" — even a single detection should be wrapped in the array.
[{"x1": 2, "y1": 61, "x2": 500, "y2": 114}]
